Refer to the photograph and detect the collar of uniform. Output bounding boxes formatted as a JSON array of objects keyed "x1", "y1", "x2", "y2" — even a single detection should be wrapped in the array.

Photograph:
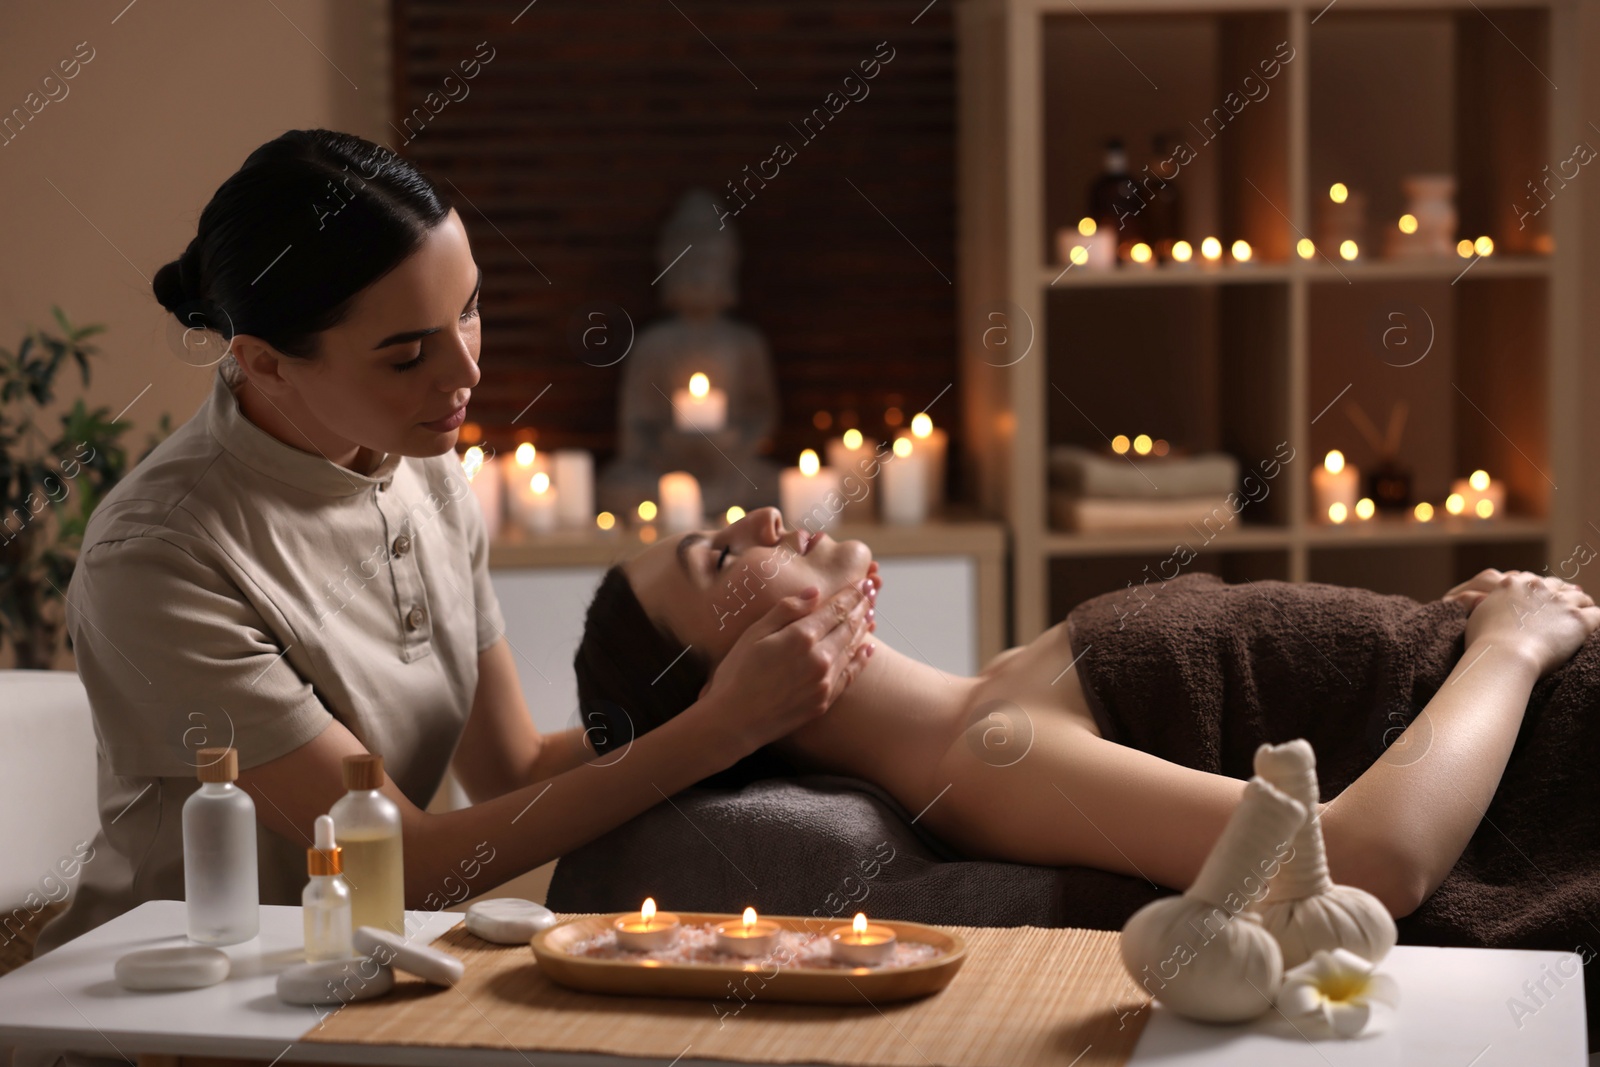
[{"x1": 205, "y1": 369, "x2": 402, "y2": 497}]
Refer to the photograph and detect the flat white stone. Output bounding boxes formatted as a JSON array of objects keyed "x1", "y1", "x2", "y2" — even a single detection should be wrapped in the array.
[
  {"x1": 275, "y1": 957, "x2": 393, "y2": 1006},
  {"x1": 353, "y1": 926, "x2": 464, "y2": 986},
  {"x1": 465, "y1": 898, "x2": 558, "y2": 945},
  {"x1": 113, "y1": 947, "x2": 231, "y2": 991}
]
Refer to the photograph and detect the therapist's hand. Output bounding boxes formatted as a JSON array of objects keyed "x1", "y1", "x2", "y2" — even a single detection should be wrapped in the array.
[{"x1": 696, "y1": 577, "x2": 878, "y2": 757}]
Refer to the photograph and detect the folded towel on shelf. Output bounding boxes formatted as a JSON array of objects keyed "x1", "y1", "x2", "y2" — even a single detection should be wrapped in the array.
[
  {"x1": 1066, "y1": 572, "x2": 1600, "y2": 1051},
  {"x1": 1048, "y1": 444, "x2": 1239, "y2": 499},
  {"x1": 1050, "y1": 491, "x2": 1238, "y2": 534}
]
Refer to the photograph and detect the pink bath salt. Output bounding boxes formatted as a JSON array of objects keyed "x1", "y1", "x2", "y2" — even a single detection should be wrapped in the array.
[{"x1": 566, "y1": 922, "x2": 941, "y2": 970}]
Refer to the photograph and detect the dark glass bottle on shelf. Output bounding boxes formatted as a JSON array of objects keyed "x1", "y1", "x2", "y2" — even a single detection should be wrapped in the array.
[
  {"x1": 1143, "y1": 133, "x2": 1185, "y2": 261},
  {"x1": 1087, "y1": 138, "x2": 1144, "y2": 256}
]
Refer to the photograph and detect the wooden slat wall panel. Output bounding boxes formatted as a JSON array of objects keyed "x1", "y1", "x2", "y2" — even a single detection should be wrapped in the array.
[{"x1": 392, "y1": 0, "x2": 958, "y2": 478}]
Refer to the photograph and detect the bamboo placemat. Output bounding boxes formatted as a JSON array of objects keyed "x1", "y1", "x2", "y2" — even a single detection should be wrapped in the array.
[{"x1": 302, "y1": 916, "x2": 1151, "y2": 1066}]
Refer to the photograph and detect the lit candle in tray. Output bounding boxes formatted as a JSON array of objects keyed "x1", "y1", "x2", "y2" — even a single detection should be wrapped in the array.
[
  {"x1": 829, "y1": 912, "x2": 897, "y2": 966},
  {"x1": 714, "y1": 907, "x2": 780, "y2": 958},
  {"x1": 614, "y1": 897, "x2": 680, "y2": 951}
]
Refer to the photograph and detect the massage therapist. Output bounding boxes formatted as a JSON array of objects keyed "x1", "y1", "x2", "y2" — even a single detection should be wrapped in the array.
[{"x1": 32, "y1": 130, "x2": 875, "y2": 966}]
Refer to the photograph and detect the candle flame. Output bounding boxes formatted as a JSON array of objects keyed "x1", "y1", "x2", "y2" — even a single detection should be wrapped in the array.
[
  {"x1": 1398, "y1": 213, "x2": 1419, "y2": 235},
  {"x1": 726, "y1": 505, "x2": 745, "y2": 524},
  {"x1": 853, "y1": 912, "x2": 867, "y2": 935},
  {"x1": 1200, "y1": 236, "x2": 1222, "y2": 261},
  {"x1": 1130, "y1": 242, "x2": 1153, "y2": 264},
  {"x1": 1446, "y1": 493, "x2": 1466, "y2": 515},
  {"x1": 641, "y1": 898, "x2": 656, "y2": 923},
  {"x1": 1475, "y1": 236, "x2": 1494, "y2": 257},
  {"x1": 1476, "y1": 498, "x2": 1495, "y2": 519},
  {"x1": 1324, "y1": 450, "x2": 1345, "y2": 475},
  {"x1": 1077, "y1": 217, "x2": 1097, "y2": 237},
  {"x1": 1111, "y1": 434, "x2": 1130, "y2": 455},
  {"x1": 462, "y1": 446, "x2": 485, "y2": 480},
  {"x1": 1172, "y1": 240, "x2": 1193, "y2": 263},
  {"x1": 742, "y1": 907, "x2": 757, "y2": 929},
  {"x1": 689, "y1": 372, "x2": 710, "y2": 399},
  {"x1": 1414, "y1": 502, "x2": 1435, "y2": 522},
  {"x1": 911, "y1": 413, "x2": 932, "y2": 439},
  {"x1": 1355, "y1": 498, "x2": 1376, "y2": 521},
  {"x1": 597, "y1": 511, "x2": 616, "y2": 530},
  {"x1": 1329, "y1": 502, "x2": 1349, "y2": 524},
  {"x1": 1329, "y1": 182, "x2": 1349, "y2": 204},
  {"x1": 515, "y1": 442, "x2": 536, "y2": 467},
  {"x1": 1230, "y1": 239, "x2": 1252, "y2": 263},
  {"x1": 1469, "y1": 469, "x2": 1490, "y2": 492},
  {"x1": 842, "y1": 428, "x2": 863, "y2": 450},
  {"x1": 892, "y1": 436, "x2": 912, "y2": 458},
  {"x1": 799, "y1": 449, "x2": 820, "y2": 476},
  {"x1": 531, "y1": 471, "x2": 551, "y2": 495},
  {"x1": 1297, "y1": 238, "x2": 1316, "y2": 260},
  {"x1": 1339, "y1": 239, "x2": 1360, "y2": 261},
  {"x1": 638, "y1": 499, "x2": 657, "y2": 522},
  {"x1": 1133, "y1": 434, "x2": 1153, "y2": 456}
]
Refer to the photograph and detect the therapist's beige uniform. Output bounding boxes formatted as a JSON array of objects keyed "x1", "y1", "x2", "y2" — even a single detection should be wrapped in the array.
[{"x1": 29, "y1": 366, "x2": 505, "y2": 977}]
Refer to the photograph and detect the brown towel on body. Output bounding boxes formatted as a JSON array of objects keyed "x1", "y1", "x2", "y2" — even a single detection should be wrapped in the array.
[{"x1": 1066, "y1": 572, "x2": 1600, "y2": 1048}]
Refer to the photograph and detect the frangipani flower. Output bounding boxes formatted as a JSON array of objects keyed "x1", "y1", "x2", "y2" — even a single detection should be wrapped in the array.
[{"x1": 1277, "y1": 947, "x2": 1400, "y2": 1038}]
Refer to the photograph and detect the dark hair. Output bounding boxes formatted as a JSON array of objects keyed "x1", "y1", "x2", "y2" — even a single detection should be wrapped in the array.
[
  {"x1": 573, "y1": 565, "x2": 797, "y2": 790},
  {"x1": 152, "y1": 129, "x2": 452, "y2": 356}
]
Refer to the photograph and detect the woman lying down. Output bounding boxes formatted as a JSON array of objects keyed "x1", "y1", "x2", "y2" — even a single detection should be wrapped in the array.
[{"x1": 575, "y1": 505, "x2": 1600, "y2": 1032}]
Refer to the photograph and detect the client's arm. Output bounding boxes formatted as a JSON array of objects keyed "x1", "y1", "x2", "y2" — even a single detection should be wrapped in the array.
[
  {"x1": 1321, "y1": 570, "x2": 1598, "y2": 915},
  {"x1": 926, "y1": 571, "x2": 1596, "y2": 918}
]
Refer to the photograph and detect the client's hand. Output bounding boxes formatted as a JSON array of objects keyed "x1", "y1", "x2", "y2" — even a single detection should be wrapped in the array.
[
  {"x1": 698, "y1": 577, "x2": 879, "y2": 756},
  {"x1": 1461, "y1": 570, "x2": 1600, "y2": 677}
]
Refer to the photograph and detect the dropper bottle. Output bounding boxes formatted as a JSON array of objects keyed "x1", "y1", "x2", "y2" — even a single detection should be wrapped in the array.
[
  {"x1": 303, "y1": 814, "x2": 353, "y2": 961},
  {"x1": 329, "y1": 754, "x2": 406, "y2": 935},
  {"x1": 182, "y1": 746, "x2": 260, "y2": 945}
]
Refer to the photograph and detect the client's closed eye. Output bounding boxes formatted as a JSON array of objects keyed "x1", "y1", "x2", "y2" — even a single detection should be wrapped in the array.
[{"x1": 716, "y1": 545, "x2": 731, "y2": 569}]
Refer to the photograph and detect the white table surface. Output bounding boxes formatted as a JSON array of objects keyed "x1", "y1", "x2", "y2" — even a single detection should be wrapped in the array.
[{"x1": 0, "y1": 900, "x2": 1587, "y2": 1066}]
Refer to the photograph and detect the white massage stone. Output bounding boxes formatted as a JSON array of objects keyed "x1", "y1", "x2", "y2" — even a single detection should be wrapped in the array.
[
  {"x1": 275, "y1": 957, "x2": 394, "y2": 1005},
  {"x1": 353, "y1": 925, "x2": 464, "y2": 986},
  {"x1": 114, "y1": 946, "x2": 231, "y2": 991},
  {"x1": 465, "y1": 898, "x2": 558, "y2": 944}
]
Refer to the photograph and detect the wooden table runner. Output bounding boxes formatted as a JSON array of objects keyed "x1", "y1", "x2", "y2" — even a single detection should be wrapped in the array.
[{"x1": 303, "y1": 916, "x2": 1151, "y2": 1066}]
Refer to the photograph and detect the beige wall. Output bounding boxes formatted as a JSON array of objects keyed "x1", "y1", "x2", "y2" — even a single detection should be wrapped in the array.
[{"x1": 0, "y1": 0, "x2": 388, "y2": 445}]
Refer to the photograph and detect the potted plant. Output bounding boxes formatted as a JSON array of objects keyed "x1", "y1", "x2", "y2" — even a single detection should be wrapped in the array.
[{"x1": 0, "y1": 309, "x2": 150, "y2": 668}]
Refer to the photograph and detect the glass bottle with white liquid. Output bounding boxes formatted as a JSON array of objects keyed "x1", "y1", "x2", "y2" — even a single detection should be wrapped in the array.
[
  {"x1": 329, "y1": 753, "x2": 405, "y2": 935},
  {"x1": 183, "y1": 746, "x2": 260, "y2": 945}
]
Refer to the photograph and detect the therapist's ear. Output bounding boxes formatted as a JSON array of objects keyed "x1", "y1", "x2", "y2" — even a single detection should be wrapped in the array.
[{"x1": 229, "y1": 335, "x2": 301, "y2": 399}]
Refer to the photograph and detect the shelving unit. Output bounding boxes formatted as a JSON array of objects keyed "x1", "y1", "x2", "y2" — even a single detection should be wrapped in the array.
[{"x1": 957, "y1": 0, "x2": 1582, "y2": 642}]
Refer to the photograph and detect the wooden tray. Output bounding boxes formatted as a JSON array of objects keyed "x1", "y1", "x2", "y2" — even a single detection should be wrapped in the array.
[{"x1": 530, "y1": 912, "x2": 967, "y2": 1004}]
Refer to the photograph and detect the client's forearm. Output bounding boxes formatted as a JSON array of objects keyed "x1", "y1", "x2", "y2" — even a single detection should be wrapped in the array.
[
  {"x1": 399, "y1": 700, "x2": 742, "y2": 909},
  {"x1": 1321, "y1": 637, "x2": 1539, "y2": 915}
]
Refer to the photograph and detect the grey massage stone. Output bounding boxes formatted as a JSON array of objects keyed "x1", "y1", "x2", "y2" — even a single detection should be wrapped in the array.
[
  {"x1": 275, "y1": 956, "x2": 394, "y2": 1005},
  {"x1": 465, "y1": 898, "x2": 558, "y2": 945},
  {"x1": 114, "y1": 946, "x2": 231, "y2": 991}
]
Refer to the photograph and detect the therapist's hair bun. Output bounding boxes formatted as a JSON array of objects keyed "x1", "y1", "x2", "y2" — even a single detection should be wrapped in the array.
[{"x1": 149, "y1": 130, "x2": 451, "y2": 356}]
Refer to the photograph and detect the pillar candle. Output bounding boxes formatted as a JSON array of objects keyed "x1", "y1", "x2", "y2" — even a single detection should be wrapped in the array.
[
  {"x1": 551, "y1": 449, "x2": 594, "y2": 528},
  {"x1": 826, "y1": 430, "x2": 878, "y2": 520},
  {"x1": 658, "y1": 471, "x2": 704, "y2": 534},
  {"x1": 461, "y1": 447, "x2": 502, "y2": 541},
  {"x1": 503, "y1": 442, "x2": 548, "y2": 528},
  {"x1": 672, "y1": 372, "x2": 727, "y2": 432},
  {"x1": 780, "y1": 449, "x2": 845, "y2": 532},
  {"x1": 522, "y1": 471, "x2": 559, "y2": 534},
  {"x1": 880, "y1": 437, "x2": 929, "y2": 525},
  {"x1": 1449, "y1": 470, "x2": 1505, "y2": 520},
  {"x1": 1311, "y1": 450, "x2": 1360, "y2": 524},
  {"x1": 903, "y1": 414, "x2": 947, "y2": 511}
]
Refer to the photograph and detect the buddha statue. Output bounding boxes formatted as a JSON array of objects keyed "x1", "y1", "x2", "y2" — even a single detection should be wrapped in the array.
[{"x1": 599, "y1": 189, "x2": 782, "y2": 519}]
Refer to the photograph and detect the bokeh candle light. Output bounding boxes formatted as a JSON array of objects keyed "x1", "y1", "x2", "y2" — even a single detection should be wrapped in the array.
[
  {"x1": 672, "y1": 372, "x2": 727, "y2": 432},
  {"x1": 461, "y1": 446, "x2": 502, "y2": 540}
]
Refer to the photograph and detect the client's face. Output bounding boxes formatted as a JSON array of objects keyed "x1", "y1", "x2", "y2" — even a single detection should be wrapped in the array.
[{"x1": 625, "y1": 506, "x2": 873, "y2": 662}]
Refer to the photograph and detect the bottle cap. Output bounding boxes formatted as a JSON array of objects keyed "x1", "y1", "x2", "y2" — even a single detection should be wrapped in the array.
[
  {"x1": 307, "y1": 814, "x2": 342, "y2": 876},
  {"x1": 342, "y1": 753, "x2": 385, "y2": 791},
  {"x1": 195, "y1": 747, "x2": 238, "y2": 783}
]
